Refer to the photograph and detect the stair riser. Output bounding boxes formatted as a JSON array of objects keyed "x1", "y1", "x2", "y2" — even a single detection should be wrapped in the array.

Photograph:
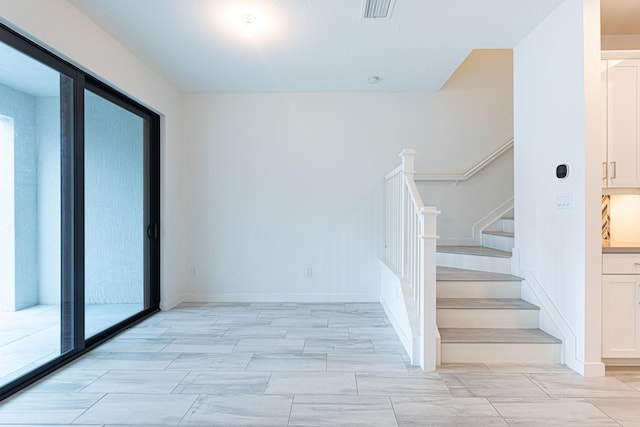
[
  {"x1": 482, "y1": 233, "x2": 514, "y2": 252},
  {"x1": 436, "y1": 280, "x2": 521, "y2": 299},
  {"x1": 441, "y1": 342, "x2": 561, "y2": 363},
  {"x1": 437, "y1": 309, "x2": 539, "y2": 329},
  {"x1": 501, "y1": 218, "x2": 515, "y2": 233},
  {"x1": 436, "y1": 252, "x2": 512, "y2": 274}
]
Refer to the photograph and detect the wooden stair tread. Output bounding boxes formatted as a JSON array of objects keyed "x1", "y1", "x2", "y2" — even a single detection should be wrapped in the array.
[
  {"x1": 436, "y1": 266, "x2": 521, "y2": 282},
  {"x1": 437, "y1": 298, "x2": 538, "y2": 310},
  {"x1": 439, "y1": 328, "x2": 561, "y2": 344},
  {"x1": 482, "y1": 230, "x2": 514, "y2": 238},
  {"x1": 437, "y1": 246, "x2": 511, "y2": 258}
]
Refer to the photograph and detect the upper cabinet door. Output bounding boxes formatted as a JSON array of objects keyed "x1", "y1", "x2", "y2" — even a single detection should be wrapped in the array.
[{"x1": 606, "y1": 59, "x2": 640, "y2": 188}]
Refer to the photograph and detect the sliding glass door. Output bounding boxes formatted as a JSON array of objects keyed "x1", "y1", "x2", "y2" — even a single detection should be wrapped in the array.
[
  {"x1": 84, "y1": 88, "x2": 149, "y2": 338},
  {"x1": 0, "y1": 39, "x2": 73, "y2": 389},
  {"x1": 0, "y1": 24, "x2": 160, "y2": 400}
]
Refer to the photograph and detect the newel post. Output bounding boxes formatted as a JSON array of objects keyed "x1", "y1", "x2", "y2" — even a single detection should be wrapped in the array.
[
  {"x1": 419, "y1": 206, "x2": 440, "y2": 371},
  {"x1": 399, "y1": 149, "x2": 417, "y2": 177}
]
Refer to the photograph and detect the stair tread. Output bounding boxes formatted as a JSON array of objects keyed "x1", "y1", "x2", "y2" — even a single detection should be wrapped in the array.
[
  {"x1": 482, "y1": 230, "x2": 515, "y2": 238},
  {"x1": 436, "y1": 266, "x2": 521, "y2": 282},
  {"x1": 437, "y1": 246, "x2": 512, "y2": 258},
  {"x1": 439, "y1": 328, "x2": 561, "y2": 344},
  {"x1": 437, "y1": 298, "x2": 538, "y2": 310}
]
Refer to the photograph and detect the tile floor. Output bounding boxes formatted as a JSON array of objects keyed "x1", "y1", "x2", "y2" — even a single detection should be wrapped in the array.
[
  {"x1": 0, "y1": 304, "x2": 142, "y2": 386},
  {"x1": 0, "y1": 302, "x2": 638, "y2": 426}
]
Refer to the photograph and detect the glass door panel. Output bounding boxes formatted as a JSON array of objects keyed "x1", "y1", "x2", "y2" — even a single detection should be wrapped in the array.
[
  {"x1": 0, "y1": 41, "x2": 72, "y2": 387},
  {"x1": 84, "y1": 89, "x2": 147, "y2": 337}
]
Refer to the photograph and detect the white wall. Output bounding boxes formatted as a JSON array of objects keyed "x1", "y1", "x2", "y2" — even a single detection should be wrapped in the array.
[
  {"x1": 0, "y1": 1, "x2": 512, "y2": 306},
  {"x1": 417, "y1": 147, "x2": 514, "y2": 245},
  {"x1": 181, "y1": 89, "x2": 512, "y2": 302},
  {"x1": 0, "y1": 0, "x2": 185, "y2": 310},
  {"x1": 513, "y1": 0, "x2": 603, "y2": 375}
]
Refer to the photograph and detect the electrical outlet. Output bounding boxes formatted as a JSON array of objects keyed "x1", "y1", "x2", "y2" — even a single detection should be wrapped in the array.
[
  {"x1": 305, "y1": 267, "x2": 313, "y2": 277},
  {"x1": 190, "y1": 267, "x2": 197, "y2": 277}
]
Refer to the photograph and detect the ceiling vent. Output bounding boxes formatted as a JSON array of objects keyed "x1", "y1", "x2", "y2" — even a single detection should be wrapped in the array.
[{"x1": 362, "y1": 0, "x2": 395, "y2": 19}]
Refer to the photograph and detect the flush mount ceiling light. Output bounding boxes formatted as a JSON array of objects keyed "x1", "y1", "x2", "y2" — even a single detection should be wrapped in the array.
[
  {"x1": 241, "y1": 14, "x2": 256, "y2": 26},
  {"x1": 238, "y1": 13, "x2": 258, "y2": 37},
  {"x1": 368, "y1": 76, "x2": 381, "y2": 84},
  {"x1": 362, "y1": 0, "x2": 396, "y2": 19}
]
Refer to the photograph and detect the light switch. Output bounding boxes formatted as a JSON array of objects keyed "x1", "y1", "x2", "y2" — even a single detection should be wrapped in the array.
[{"x1": 555, "y1": 193, "x2": 573, "y2": 209}]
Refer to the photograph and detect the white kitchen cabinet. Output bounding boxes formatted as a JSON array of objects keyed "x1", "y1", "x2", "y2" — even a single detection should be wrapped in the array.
[
  {"x1": 602, "y1": 254, "x2": 640, "y2": 358},
  {"x1": 602, "y1": 59, "x2": 640, "y2": 188}
]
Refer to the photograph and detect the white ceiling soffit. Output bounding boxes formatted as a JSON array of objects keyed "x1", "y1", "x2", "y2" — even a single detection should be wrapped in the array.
[
  {"x1": 67, "y1": 0, "x2": 565, "y2": 93},
  {"x1": 362, "y1": 0, "x2": 395, "y2": 19}
]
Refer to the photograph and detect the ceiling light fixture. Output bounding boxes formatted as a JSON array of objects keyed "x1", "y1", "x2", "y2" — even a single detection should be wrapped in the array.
[
  {"x1": 368, "y1": 76, "x2": 381, "y2": 84},
  {"x1": 239, "y1": 13, "x2": 258, "y2": 37},
  {"x1": 242, "y1": 14, "x2": 256, "y2": 26}
]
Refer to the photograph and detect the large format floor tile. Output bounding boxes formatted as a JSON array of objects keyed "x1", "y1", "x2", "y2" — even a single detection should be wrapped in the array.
[
  {"x1": 73, "y1": 393, "x2": 199, "y2": 425},
  {"x1": 0, "y1": 393, "x2": 103, "y2": 424},
  {"x1": 288, "y1": 395, "x2": 397, "y2": 427},
  {"x1": 1, "y1": 302, "x2": 640, "y2": 426},
  {"x1": 78, "y1": 369, "x2": 188, "y2": 394},
  {"x1": 391, "y1": 396, "x2": 508, "y2": 426},
  {"x1": 356, "y1": 372, "x2": 450, "y2": 396},
  {"x1": 489, "y1": 398, "x2": 620, "y2": 426},
  {"x1": 449, "y1": 373, "x2": 549, "y2": 398},
  {"x1": 182, "y1": 394, "x2": 293, "y2": 426},
  {"x1": 528, "y1": 373, "x2": 640, "y2": 398}
]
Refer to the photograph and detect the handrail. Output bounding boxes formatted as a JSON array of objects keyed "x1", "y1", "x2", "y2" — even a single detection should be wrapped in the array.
[{"x1": 414, "y1": 138, "x2": 513, "y2": 182}]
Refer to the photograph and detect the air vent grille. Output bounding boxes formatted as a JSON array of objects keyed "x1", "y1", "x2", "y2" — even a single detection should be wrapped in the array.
[{"x1": 363, "y1": 0, "x2": 395, "y2": 19}]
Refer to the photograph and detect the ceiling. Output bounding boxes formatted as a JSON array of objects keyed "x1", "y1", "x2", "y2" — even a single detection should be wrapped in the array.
[
  {"x1": 1, "y1": 1, "x2": 636, "y2": 95},
  {"x1": 66, "y1": 0, "x2": 566, "y2": 93}
]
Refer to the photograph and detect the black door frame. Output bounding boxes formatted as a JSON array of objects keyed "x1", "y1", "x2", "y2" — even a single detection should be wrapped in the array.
[{"x1": 0, "y1": 23, "x2": 161, "y2": 401}]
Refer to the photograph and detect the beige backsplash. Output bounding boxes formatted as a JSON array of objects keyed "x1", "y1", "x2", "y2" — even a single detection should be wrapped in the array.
[{"x1": 605, "y1": 194, "x2": 640, "y2": 243}]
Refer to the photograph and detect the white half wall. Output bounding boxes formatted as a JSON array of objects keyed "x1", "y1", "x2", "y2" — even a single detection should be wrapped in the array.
[
  {"x1": 0, "y1": 0, "x2": 185, "y2": 310},
  {"x1": 513, "y1": 0, "x2": 603, "y2": 376},
  {"x1": 180, "y1": 89, "x2": 512, "y2": 302}
]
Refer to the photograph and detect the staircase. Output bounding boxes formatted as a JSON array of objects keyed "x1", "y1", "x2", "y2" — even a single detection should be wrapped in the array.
[{"x1": 435, "y1": 215, "x2": 562, "y2": 363}]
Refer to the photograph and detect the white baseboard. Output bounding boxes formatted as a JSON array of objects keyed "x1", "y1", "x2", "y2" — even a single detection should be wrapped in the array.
[
  {"x1": 472, "y1": 197, "x2": 515, "y2": 244},
  {"x1": 181, "y1": 292, "x2": 379, "y2": 303},
  {"x1": 583, "y1": 361, "x2": 607, "y2": 377},
  {"x1": 513, "y1": 248, "x2": 591, "y2": 375},
  {"x1": 438, "y1": 198, "x2": 514, "y2": 247},
  {"x1": 160, "y1": 295, "x2": 184, "y2": 311},
  {"x1": 602, "y1": 358, "x2": 640, "y2": 367}
]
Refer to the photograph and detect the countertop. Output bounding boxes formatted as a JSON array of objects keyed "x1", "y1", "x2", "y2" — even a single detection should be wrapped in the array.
[{"x1": 602, "y1": 239, "x2": 640, "y2": 253}]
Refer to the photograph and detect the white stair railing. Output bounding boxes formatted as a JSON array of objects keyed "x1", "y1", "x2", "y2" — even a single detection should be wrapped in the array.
[{"x1": 384, "y1": 149, "x2": 440, "y2": 370}]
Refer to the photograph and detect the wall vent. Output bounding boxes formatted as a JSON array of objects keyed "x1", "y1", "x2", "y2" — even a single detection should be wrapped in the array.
[{"x1": 362, "y1": 0, "x2": 395, "y2": 19}]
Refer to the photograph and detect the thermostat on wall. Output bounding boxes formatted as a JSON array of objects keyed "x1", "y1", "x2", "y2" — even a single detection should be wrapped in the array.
[{"x1": 556, "y1": 164, "x2": 569, "y2": 179}]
